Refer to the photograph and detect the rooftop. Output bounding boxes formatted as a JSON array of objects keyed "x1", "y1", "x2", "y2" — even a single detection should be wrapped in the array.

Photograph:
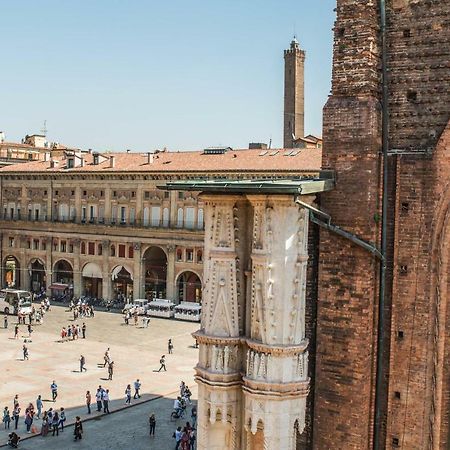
[{"x1": 0, "y1": 147, "x2": 322, "y2": 174}]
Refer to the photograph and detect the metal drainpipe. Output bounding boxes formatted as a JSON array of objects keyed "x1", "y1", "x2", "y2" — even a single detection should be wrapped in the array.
[{"x1": 374, "y1": 0, "x2": 389, "y2": 449}]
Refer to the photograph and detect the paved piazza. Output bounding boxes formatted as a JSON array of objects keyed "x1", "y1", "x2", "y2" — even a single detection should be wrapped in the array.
[{"x1": 0, "y1": 305, "x2": 199, "y2": 448}]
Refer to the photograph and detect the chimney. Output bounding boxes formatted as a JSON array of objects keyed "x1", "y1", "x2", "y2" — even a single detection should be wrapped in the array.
[
  {"x1": 147, "y1": 152, "x2": 154, "y2": 164},
  {"x1": 110, "y1": 155, "x2": 115, "y2": 168}
]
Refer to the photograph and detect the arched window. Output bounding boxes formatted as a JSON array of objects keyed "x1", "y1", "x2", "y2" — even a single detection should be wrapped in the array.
[
  {"x1": 197, "y1": 208, "x2": 204, "y2": 229},
  {"x1": 177, "y1": 208, "x2": 184, "y2": 228},
  {"x1": 111, "y1": 245, "x2": 116, "y2": 257},
  {"x1": 162, "y1": 208, "x2": 169, "y2": 227}
]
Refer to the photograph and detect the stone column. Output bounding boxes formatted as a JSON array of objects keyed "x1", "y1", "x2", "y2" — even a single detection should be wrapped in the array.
[
  {"x1": 133, "y1": 243, "x2": 141, "y2": 300},
  {"x1": 242, "y1": 195, "x2": 311, "y2": 449},
  {"x1": 75, "y1": 186, "x2": 81, "y2": 223},
  {"x1": 195, "y1": 195, "x2": 248, "y2": 450},
  {"x1": 166, "y1": 244, "x2": 176, "y2": 301},
  {"x1": 102, "y1": 240, "x2": 111, "y2": 300},
  {"x1": 73, "y1": 239, "x2": 82, "y2": 297}
]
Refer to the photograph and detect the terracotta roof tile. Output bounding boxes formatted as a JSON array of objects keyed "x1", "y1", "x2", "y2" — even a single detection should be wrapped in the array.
[{"x1": 0, "y1": 148, "x2": 322, "y2": 174}]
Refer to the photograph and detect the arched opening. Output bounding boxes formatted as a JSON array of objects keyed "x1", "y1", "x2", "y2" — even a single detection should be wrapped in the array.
[
  {"x1": 112, "y1": 265, "x2": 133, "y2": 301},
  {"x1": 82, "y1": 262, "x2": 103, "y2": 298},
  {"x1": 143, "y1": 246, "x2": 167, "y2": 300},
  {"x1": 177, "y1": 271, "x2": 202, "y2": 303},
  {"x1": 30, "y1": 259, "x2": 46, "y2": 292},
  {"x1": 247, "y1": 419, "x2": 265, "y2": 450},
  {"x1": 4, "y1": 256, "x2": 20, "y2": 288},
  {"x1": 53, "y1": 260, "x2": 73, "y2": 285}
]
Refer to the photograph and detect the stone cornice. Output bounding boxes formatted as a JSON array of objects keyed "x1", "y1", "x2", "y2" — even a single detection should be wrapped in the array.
[
  {"x1": 242, "y1": 376, "x2": 310, "y2": 398},
  {"x1": 244, "y1": 338, "x2": 309, "y2": 356},
  {"x1": 192, "y1": 331, "x2": 241, "y2": 346},
  {"x1": 195, "y1": 373, "x2": 242, "y2": 389}
]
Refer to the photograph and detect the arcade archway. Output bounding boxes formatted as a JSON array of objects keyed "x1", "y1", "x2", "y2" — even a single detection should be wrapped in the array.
[
  {"x1": 29, "y1": 259, "x2": 46, "y2": 292},
  {"x1": 4, "y1": 256, "x2": 20, "y2": 288},
  {"x1": 53, "y1": 260, "x2": 73, "y2": 285},
  {"x1": 112, "y1": 265, "x2": 133, "y2": 300},
  {"x1": 143, "y1": 246, "x2": 167, "y2": 299},
  {"x1": 82, "y1": 262, "x2": 103, "y2": 298},
  {"x1": 176, "y1": 270, "x2": 202, "y2": 303}
]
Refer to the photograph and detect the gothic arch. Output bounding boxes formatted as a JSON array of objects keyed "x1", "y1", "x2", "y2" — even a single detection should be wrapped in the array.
[
  {"x1": 53, "y1": 259, "x2": 73, "y2": 284},
  {"x1": 175, "y1": 270, "x2": 202, "y2": 302},
  {"x1": 429, "y1": 193, "x2": 450, "y2": 449},
  {"x1": 3, "y1": 255, "x2": 20, "y2": 288}
]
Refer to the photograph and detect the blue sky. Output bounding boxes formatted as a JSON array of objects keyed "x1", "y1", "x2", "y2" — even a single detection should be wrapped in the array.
[{"x1": 1, "y1": 1, "x2": 336, "y2": 151}]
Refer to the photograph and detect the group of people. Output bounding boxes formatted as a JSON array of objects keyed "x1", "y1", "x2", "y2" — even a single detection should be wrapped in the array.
[
  {"x1": 69, "y1": 300, "x2": 94, "y2": 320},
  {"x1": 60, "y1": 322, "x2": 87, "y2": 342}
]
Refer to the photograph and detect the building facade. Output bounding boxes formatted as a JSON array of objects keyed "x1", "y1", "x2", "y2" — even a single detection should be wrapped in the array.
[{"x1": 0, "y1": 148, "x2": 321, "y2": 306}]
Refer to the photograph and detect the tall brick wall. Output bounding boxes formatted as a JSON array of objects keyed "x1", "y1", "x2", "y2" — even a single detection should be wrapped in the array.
[{"x1": 312, "y1": 0, "x2": 450, "y2": 449}]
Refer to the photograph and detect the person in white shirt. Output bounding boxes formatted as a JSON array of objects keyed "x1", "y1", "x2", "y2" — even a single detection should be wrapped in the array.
[{"x1": 102, "y1": 389, "x2": 110, "y2": 414}]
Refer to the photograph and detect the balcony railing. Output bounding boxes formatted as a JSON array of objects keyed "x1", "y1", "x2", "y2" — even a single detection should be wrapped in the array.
[{"x1": 0, "y1": 215, "x2": 204, "y2": 231}]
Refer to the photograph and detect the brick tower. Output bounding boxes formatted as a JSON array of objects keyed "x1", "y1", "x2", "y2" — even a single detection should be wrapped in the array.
[
  {"x1": 312, "y1": 1, "x2": 450, "y2": 449},
  {"x1": 284, "y1": 38, "x2": 305, "y2": 148}
]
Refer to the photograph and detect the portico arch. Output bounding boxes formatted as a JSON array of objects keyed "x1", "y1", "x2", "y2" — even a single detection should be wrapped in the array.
[
  {"x1": 82, "y1": 262, "x2": 103, "y2": 297},
  {"x1": 111, "y1": 265, "x2": 133, "y2": 300},
  {"x1": 176, "y1": 270, "x2": 202, "y2": 303},
  {"x1": 142, "y1": 246, "x2": 167, "y2": 299},
  {"x1": 53, "y1": 259, "x2": 73, "y2": 284},
  {"x1": 4, "y1": 255, "x2": 20, "y2": 288},
  {"x1": 29, "y1": 258, "x2": 46, "y2": 292}
]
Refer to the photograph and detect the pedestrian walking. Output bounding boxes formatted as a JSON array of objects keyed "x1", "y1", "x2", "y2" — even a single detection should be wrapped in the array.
[
  {"x1": 23, "y1": 345, "x2": 29, "y2": 360},
  {"x1": 158, "y1": 355, "x2": 167, "y2": 372},
  {"x1": 51, "y1": 411, "x2": 59, "y2": 436},
  {"x1": 103, "y1": 348, "x2": 110, "y2": 367},
  {"x1": 180, "y1": 427, "x2": 190, "y2": 450},
  {"x1": 27, "y1": 323, "x2": 33, "y2": 337},
  {"x1": 95, "y1": 388, "x2": 103, "y2": 412},
  {"x1": 73, "y1": 416, "x2": 83, "y2": 441},
  {"x1": 4, "y1": 315, "x2": 7, "y2": 329},
  {"x1": 12, "y1": 405, "x2": 20, "y2": 430},
  {"x1": 80, "y1": 355, "x2": 87, "y2": 372},
  {"x1": 108, "y1": 361, "x2": 114, "y2": 380},
  {"x1": 189, "y1": 429, "x2": 196, "y2": 450},
  {"x1": 36, "y1": 395, "x2": 43, "y2": 419},
  {"x1": 51, "y1": 381, "x2": 58, "y2": 402},
  {"x1": 180, "y1": 381, "x2": 186, "y2": 397},
  {"x1": 168, "y1": 338, "x2": 173, "y2": 354},
  {"x1": 82, "y1": 322, "x2": 86, "y2": 339},
  {"x1": 86, "y1": 391, "x2": 91, "y2": 414},
  {"x1": 103, "y1": 389, "x2": 110, "y2": 414},
  {"x1": 13, "y1": 395, "x2": 19, "y2": 409},
  {"x1": 149, "y1": 413, "x2": 156, "y2": 436},
  {"x1": 133, "y1": 379, "x2": 141, "y2": 399},
  {"x1": 2, "y1": 407, "x2": 11, "y2": 429},
  {"x1": 14, "y1": 324, "x2": 19, "y2": 339},
  {"x1": 124, "y1": 384, "x2": 131, "y2": 405},
  {"x1": 58, "y1": 407, "x2": 66, "y2": 431}
]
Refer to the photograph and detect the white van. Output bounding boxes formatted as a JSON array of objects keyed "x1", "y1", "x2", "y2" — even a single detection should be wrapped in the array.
[{"x1": 0, "y1": 289, "x2": 33, "y2": 315}]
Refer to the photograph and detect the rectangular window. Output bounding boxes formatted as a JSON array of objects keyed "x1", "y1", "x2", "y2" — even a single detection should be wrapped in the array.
[
  {"x1": 118, "y1": 244, "x2": 126, "y2": 258},
  {"x1": 185, "y1": 207, "x2": 195, "y2": 229},
  {"x1": 9, "y1": 237, "x2": 14, "y2": 247},
  {"x1": 186, "y1": 249, "x2": 194, "y2": 261},
  {"x1": 10, "y1": 208, "x2": 14, "y2": 219},
  {"x1": 53, "y1": 241, "x2": 58, "y2": 252},
  {"x1": 144, "y1": 191, "x2": 150, "y2": 200},
  {"x1": 67, "y1": 158, "x2": 74, "y2": 168},
  {"x1": 34, "y1": 209, "x2": 40, "y2": 221},
  {"x1": 178, "y1": 191, "x2": 184, "y2": 200},
  {"x1": 88, "y1": 242, "x2": 95, "y2": 255},
  {"x1": 33, "y1": 239, "x2": 39, "y2": 250},
  {"x1": 82, "y1": 207, "x2": 87, "y2": 222},
  {"x1": 69, "y1": 243, "x2": 73, "y2": 253},
  {"x1": 111, "y1": 206, "x2": 117, "y2": 224},
  {"x1": 61, "y1": 241, "x2": 67, "y2": 252},
  {"x1": 120, "y1": 206, "x2": 126, "y2": 224},
  {"x1": 164, "y1": 191, "x2": 170, "y2": 199},
  {"x1": 150, "y1": 206, "x2": 161, "y2": 227},
  {"x1": 17, "y1": 208, "x2": 21, "y2": 220},
  {"x1": 131, "y1": 191, "x2": 136, "y2": 198},
  {"x1": 129, "y1": 208, "x2": 136, "y2": 224},
  {"x1": 28, "y1": 209, "x2": 32, "y2": 221},
  {"x1": 27, "y1": 240, "x2": 31, "y2": 249}
]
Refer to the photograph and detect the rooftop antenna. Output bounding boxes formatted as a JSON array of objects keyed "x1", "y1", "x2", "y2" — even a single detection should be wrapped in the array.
[
  {"x1": 40, "y1": 120, "x2": 48, "y2": 137},
  {"x1": 268, "y1": 137, "x2": 272, "y2": 149}
]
